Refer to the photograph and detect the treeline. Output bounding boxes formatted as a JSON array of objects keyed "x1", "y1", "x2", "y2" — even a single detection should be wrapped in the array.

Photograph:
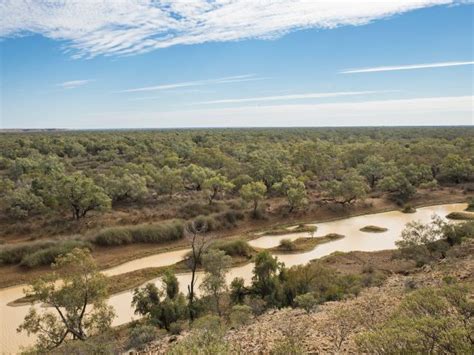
[{"x1": 0, "y1": 127, "x2": 473, "y2": 221}]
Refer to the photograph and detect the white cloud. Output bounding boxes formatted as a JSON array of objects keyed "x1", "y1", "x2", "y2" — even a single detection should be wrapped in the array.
[
  {"x1": 0, "y1": 0, "x2": 461, "y2": 58},
  {"x1": 118, "y1": 74, "x2": 263, "y2": 93},
  {"x1": 341, "y1": 61, "x2": 474, "y2": 74},
  {"x1": 194, "y1": 90, "x2": 390, "y2": 105},
  {"x1": 57, "y1": 79, "x2": 93, "y2": 89}
]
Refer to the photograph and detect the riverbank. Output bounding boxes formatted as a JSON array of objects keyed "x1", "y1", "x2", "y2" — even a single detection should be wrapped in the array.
[
  {"x1": 0, "y1": 188, "x2": 470, "y2": 289},
  {"x1": 144, "y1": 238, "x2": 474, "y2": 353}
]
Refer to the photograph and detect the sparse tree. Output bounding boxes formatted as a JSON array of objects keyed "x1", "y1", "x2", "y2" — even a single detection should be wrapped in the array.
[
  {"x1": 186, "y1": 220, "x2": 213, "y2": 321},
  {"x1": 240, "y1": 181, "x2": 267, "y2": 215},
  {"x1": 182, "y1": 164, "x2": 215, "y2": 191},
  {"x1": 200, "y1": 248, "x2": 232, "y2": 316},
  {"x1": 17, "y1": 248, "x2": 115, "y2": 350},
  {"x1": 357, "y1": 155, "x2": 386, "y2": 188},
  {"x1": 230, "y1": 277, "x2": 247, "y2": 304},
  {"x1": 274, "y1": 175, "x2": 308, "y2": 212},
  {"x1": 57, "y1": 173, "x2": 111, "y2": 220},
  {"x1": 203, "y1": 174, "x2": 234, "y2": 204},
  {"x1": 155, "y1": 166, "x2": 182, "y2": 198},
  {"x1": 324, "y1": 169, "x2": 369, "y2": 205}
]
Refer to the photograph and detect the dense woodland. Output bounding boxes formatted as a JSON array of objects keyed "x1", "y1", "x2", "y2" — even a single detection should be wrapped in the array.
[{"x1": 1, "y1": 127, "x2": 473, "y2": 221}]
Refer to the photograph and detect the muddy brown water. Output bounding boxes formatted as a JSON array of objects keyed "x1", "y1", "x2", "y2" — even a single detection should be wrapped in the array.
[{"x1": 0, "y1": 203, "x2": 467, "y2": 353}]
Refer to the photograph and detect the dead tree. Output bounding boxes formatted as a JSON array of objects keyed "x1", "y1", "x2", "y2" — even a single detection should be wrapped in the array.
[{"x1": 185, "y1": 219, "x2": 213, "y2": 321}]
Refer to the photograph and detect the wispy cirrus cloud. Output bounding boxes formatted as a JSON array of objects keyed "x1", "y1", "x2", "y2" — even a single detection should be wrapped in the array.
[
  {"x1": 341, "y1": 61, "x2": 474, "y2": 74},
  {"x1": 0, "y1": 1, "x2": 464, "y2": 58},
  {"x1": 57, "y1": 79, "x2": 93, "y2": 89},
  {"x1": 194, "y1": 91, "x2": 391, "y2": 105},
  {"x1": 118, "y1": 74, "x2": 264, "y2": 93}
]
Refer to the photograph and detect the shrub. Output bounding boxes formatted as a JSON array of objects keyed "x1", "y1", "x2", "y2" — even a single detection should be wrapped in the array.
[
  {"x1": 211, "y1": 239, "x2": 253, "y2": 258},
  {"x1": 19, "y1": 240, "x2": 92, "y2": 268},
  {"x1": 356, "y1": 284, "x2": 473, "y2": 354},
  {"x1": 93, "y1": 220, "x2": 185, "y2": 246},
  {"x1": 359, "y1": 225, "x2": 388, "y2": 233},
  {"x1": 93, "y1": 228, "x2": 132, "y2": 246},
  {"x1": 127, "y1": 324, "x2": 159, "y2": 351},
  {"x1": 130, "y1": 221, "x2": 184, "y2": 243},
  {"x1": 401, "y1": 204, "x2": 416, "y2": 213},
  {"x1": 419, "y1": 179, "x2": 438, "y2": 190},
  {"x1": 294, "y1": 293, "x2": 318, "y2": 313},
  {"x1": 279, "y1": 238, "x2": 296, "y2": 251},
  {"x1": 0, "y1": 241, "x2": 54, "y2": 265},
  {"x1": 229, "y1": 304, "x2": 253, "y2": 328},
  {"x1": 168, "y1": 315, "x2": 229, "y2": 354},
  {"x1": 169, "y1": 320, "x2": 187, "y2": 335},
  {"x1": 178, "y1": 202, "x2": 222, "y2": 219},
  {"x1": 444, "y1": 220, "x2": 474, "y2": 246},
  {"x1": 271, "y1": 329, "x2": 305, "y2": 355},
  {"x1": 245, "y1": 296, "x2": 267, "y2": 315},
  {"x1": 466, "y1": 198, "x2": 474, "y2": 212},
  {"x1": 446, "y1": 211, "x2": 474, "y2": 220},
  {"x1": 0, "y1": 239, "x2": 91, "y2": 267}
]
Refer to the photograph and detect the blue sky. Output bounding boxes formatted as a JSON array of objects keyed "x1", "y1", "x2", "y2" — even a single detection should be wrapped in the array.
[{"x1": 0, "y1": 0, "x2": 473, "y2": 129}]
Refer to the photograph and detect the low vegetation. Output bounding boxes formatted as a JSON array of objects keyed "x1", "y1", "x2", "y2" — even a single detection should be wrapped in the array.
[
  {"x1": 466, "y1": 198, "x2": 474, "y2": 211},
  {"x1": 401, "y1": 204, "x2": 416, "y2": 213},
  {"x1": 446, "y1": 211, "x2": 474, "y2": 220},
  {"x1": 271, "y1": 233, "x2": 344, "y2": 253},
  {"x1": 210, "y1": 239, "x2": 254, "y2": 258},
  {"x1": 0, "y1": 239, "x2": 91, "y2": 267},
  {"x1": 93, "y1": 220, "x2": 185, "y2": 246},
  {"x1": 261, "y1": 224, "x2": 317, "y2": 236},
  {"x1": 359, "y1": 225, "x2": 388, "y2": 233},
  {"x1": 356, "y1": 284, "x2": 473, "y2": 353}
]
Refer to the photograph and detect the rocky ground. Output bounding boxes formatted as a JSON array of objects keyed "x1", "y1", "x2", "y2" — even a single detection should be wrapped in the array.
[{"x1": 141, "y1": 240, "x2": 473, "y2": 354}]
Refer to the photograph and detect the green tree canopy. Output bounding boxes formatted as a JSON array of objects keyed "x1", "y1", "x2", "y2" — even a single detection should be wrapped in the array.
[
  {"x1": 203, "y1": 174, "x2": 234, "y2": 204},
  {"x1": 57, "y1": 173, "x2": 111, "y2": 220},
  {"x1": 240, "y1": 181, "x2": 267, "y2": 214},
  {"x1": 274, "y1": 175, "x2": 308, "y2": 212},
  {"x1": 17, "y1": 248, "x2": 115, "y2": 350}
]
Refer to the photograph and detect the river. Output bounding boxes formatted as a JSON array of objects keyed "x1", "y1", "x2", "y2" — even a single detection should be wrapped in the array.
[{"x1": 0, "y1": 203, "x2": 467, "y2": 353}]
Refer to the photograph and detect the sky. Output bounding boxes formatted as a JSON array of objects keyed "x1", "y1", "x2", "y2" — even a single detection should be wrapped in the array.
[{"x1": 0, "y1": 0, "x2": 473, "y2": 129}]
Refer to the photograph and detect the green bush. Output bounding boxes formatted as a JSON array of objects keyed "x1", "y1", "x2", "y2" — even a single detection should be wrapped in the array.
[
  {"x1": 130, "y1": 221, "x2": 184, "y2": 243},
  {"x1": 229, "y1": 304, "x2": 252, "y2": 328},
  {"x1": 19, "y1": 240, "x2": 92, "y2": 268},
  {"x1": 210, "y1": 239, "x2": 253, "y2": 257},
  {"x1": 0, "y1": 239, "x2": 91, "y2": 267},
  {"x1": 93, "y1": 228, "x2": 133, "y2": 246},
  {"x1": 178, "y1": 202, "x2": 222, "y2": 219},
  {"x1": 466, "y1": 198, "x2": 474, "y2": 212},
  {"x1": 356, "y1": 284, "x2": 473, "y2": 354},
  {"x1": 0, "y1": 241, "x2": 54, "y2": 265},
  {"x1": 294, "y1": 293, "x2": 318, "y2": 313},
  {"x1": 279, "y1": 238, "x2": 296, "y2": 251},
  {"x1": 93, "y1": 220, "x2": 184, "y2": 246},
  {"x1": 127, "y1": 324, "x2": 160, "y2": 351}
]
